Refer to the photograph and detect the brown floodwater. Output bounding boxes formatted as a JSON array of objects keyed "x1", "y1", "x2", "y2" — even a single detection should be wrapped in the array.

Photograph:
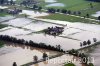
[
  {"x1": 88, "y1": 44, "x2": 100, "y2": 66},
  {"x1": 0, "y1": 43, "x2": 60, "y2": 66},
  {"x1": 80, "y1": 43, "x2": 100, "y2": 66}
]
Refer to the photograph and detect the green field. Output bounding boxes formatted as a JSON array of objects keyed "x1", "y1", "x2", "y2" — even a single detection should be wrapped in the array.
[
  {"x1": 4, "y1": 0, "x2": 100, "y2": 24},
  {"x1": 15, "y1": 0, "x2": 100, "y2": 18},
  {"x1": 0, "y1": 13, "x2": 9, "y2": 29},
  {"x1": 37, "y1": 0, "x2": 100, "y2": 23},
  {"x1": 0, "y1": 24, "x2": 7, "y2": 29},
  {"x1": 57, "y1": 0, "x2": 99, "y2": 10},
  {"x1": 39, "y1": 0, "x2": 99, "y2": 11},
  {"x1": 39, "y1": 13, "x2": 99, "y2": 24},
  {"x1": 0, "y1": 41, "x2": 4, "y2": 48},
  {"x1": 39, "y1": 0, "x2": 99, "y2": 18},
  {"x1": 0, "y1": 13, "x2": 9, "y2": 17},
  {"x1": 64, "y1": 63, "x2": 75, "y2": 66}
]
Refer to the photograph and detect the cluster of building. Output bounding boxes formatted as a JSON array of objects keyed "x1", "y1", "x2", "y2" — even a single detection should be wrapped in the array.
[
  {"x1": 0, "y1": 6, "x2": 22, "y2": 15},
  {"x1": 20, "y1": 0, "x2": 39, "y2": 6},
  {"x1": 0, "y1": 0, "x2": 16, "y2": 5},
  {"x1": 7, "y1": 8, "x2": 22, "y2": 15},
  {"x1": 44, "y1": 26, "x2": 64, "y2": 36}
]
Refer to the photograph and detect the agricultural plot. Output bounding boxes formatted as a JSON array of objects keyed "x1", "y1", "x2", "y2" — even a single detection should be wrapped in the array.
[
  {"x1": 23, "y1": 21, "x2": 59, "y2": 31},
  {"x1": 0, "y1": 17, "x2": 100, "y2": 50},
  {"x1": 40, "y1": 0, "x2": 91, "y2": 9},
  {"x1": 35, "y1": 0, "x2": 100, "y2": 22},
  {"x1": 20, "y1": 10, "x2": 49, "y2": 18},
  {"x1": 0, "y1": 16, "x2": 15, "y2": 22},
  {"x1": 3, "y1": 18, "x2": 32, "y2": 27},
  {"x1": 0, "y1": 28, "x2": 31, "y2": 36},
  {"x1": 0, "y1": 0, "x2": 100, "y2": 66},
  {"x1": 0, "y1": 45, "x2": 59, "y2": 66}
]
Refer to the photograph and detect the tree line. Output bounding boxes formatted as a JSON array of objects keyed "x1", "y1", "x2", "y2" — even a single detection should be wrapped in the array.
[
  {"x1": 67, "y1": 49, "x2": 94, "y2": 66},
  {"x1": 80, "y1": 38, "x2": 97, "y2": 47},
  {"x1": 1, "y1": 0, "x2": 100, "y2": 21},
  {"x1": 87, "y1": 0, "x2": 100, "y2": 2},
  {"x1": 46, "y1": 8, "x2": 100, "y2": 21},
  {"x1": 0, "y1": 0, "x2": 15, "y2": 5},
  {"x1": 0, "y1": 35, "x2": 64, "y2": 52}
]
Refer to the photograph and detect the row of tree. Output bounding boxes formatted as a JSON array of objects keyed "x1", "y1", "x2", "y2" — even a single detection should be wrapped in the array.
[
  {"x1": 88, "y1": 0, "x2": 100, "y2": 2},
  {"x1": 0, "y1": 0, "x2": 15, "y2": 5},
  {"x1": 20, "y1": 2, "x2": 100, "y2": 21},
  {"x1": 67, "y1": 49, "x2": 89, "y2": 65},
  {"x1": 33, "y1": 52, "x2": 48, "y2": 63},
  {"x1": 68, "y1": 49, "x2": 86, "y2": 58},
  {"x1": 67, "y1": 49, "x2": 95, "y2": 66},
  {"x1": 47, "y1": 8, "x2": 81, "y2": 15},
  {"x1": 20, "y1": 0, "x2": 42, "y2": 11},
  {"x1": 46, "y1": 8, "x2": 97, "y2": 19},
  {"x1": 20, "y1": 4, "x2": 42, "y2": 11},
  {"x1": 13, "y1": 52, "x2": 48, "y2": 66},
  {"x1": 44, "y1": 26, "x2": 64, "y2": 36},
  {"x1": 20, "y1": 0, "x2": 38, "y2": 7},
  {"x1": 32, "y1": 5, "x2": 42, "y2": 11},
  {"x1": 0, "y1": 35, "x2": 64, "y2": 52},
  {"x1": 1, "y1": 0, "x2": 100, "y2": 21},
  {"x1": 0, "y1": 0, "x2": 5, "y2": 4},
  {"x1": 80, "y1": 38, "x2": 97, "y2": 47},
  {"x1": 98, "y1": 16, "x2": 100, "y2": 21}
]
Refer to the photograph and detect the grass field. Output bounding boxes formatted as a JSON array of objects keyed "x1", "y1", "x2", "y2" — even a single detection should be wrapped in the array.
[
  {"x1": 0, "y1": 24, "x2": 7, "y2": 29},
  {"x1": 80, "y1": 3, "x2": 100, "y2": 18},
  {"x1": 0, "y1": 13, "x2": 9, "y2": 17},
  {"x1": 57, "y1": 0, "x2": 99, "y2": 10},
  {"x1": 37, "y1": 0, "x2": 100, "y2": 22},
  {"x1": 39, "y1": 0, "x2": 99, "y2": 10},
  {"x1": 64, "y1": 63, "x2": 75, "y2": 66},
  {"x1": 58, "y1": 0, "x2": 90, "y2": 9},
  {"x1": 0, "y1": 13, "x2": 9, "y2": 29},
  {"x1": 15, "y1": 0, "x2": 100, "y2": 18},
  {"x1": 4, "y1": 0, "x2": 100, "y2": 24},
  {"x1": 38, "y1": 13, "x2": 99, "y2": 24},
  {"x1": 0, "y1": 41, "x2": 4, "y2": 48}
]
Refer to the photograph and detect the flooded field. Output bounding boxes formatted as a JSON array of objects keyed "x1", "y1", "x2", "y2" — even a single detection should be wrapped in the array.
[
  {"x1": 92, "y1": 11, "x2": 100, "y2": 17},
  {"x1": 0, "y1": 17, "x2": 100, "y2": 50},
  {"x1": 0, "y1": 27, "x2": 31, "y2": 36},
  {"x1": 81, "y1": 43, "x2": 100, "y2": 66},
  {"x1": 31, "y1": 54, "x2": 81, "y2": 66},
  {"x1": 45, "y1": 0, "x2": 57, "y2": 3},
  {"x1": 0, "y1": 16, "x2": 100, "y2": 66},
  {"x1": 45, "y1": 0, "x2": 65, "y2": 7},
  {"x1": 20, "y1": 10, "x2": 49, "y2": 18},
  {"x1": 0, "y1": 16, "x2": 15, "y2": 22},
  {"x1": 23, "y1": 21, "x2": 59, "y2": 31},
  {"x1": 3, "y1": 18, "x2": 32, "y2": 27},
  {"x1": 0, "y1": 43, "x2": 60, "y2": 66},
  {"x1": 89, "y1": 45, "x2": 100, "y2": 66},
  {"x1": 46, "y1": 3, "x2": 65, "y2": 7},
  {"x1": 15, "y1": 34, "x2": 80, "y2": 50}
]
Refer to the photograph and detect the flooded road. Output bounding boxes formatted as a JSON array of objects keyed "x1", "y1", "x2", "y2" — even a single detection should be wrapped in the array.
[{"x1": 0, "y1": 43, "x2": 60, "y2": 66}]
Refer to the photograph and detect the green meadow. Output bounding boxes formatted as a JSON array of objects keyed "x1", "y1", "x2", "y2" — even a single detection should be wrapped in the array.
[{"x1": 38, "y1": 0, "x2": 100, "y2": 23}]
